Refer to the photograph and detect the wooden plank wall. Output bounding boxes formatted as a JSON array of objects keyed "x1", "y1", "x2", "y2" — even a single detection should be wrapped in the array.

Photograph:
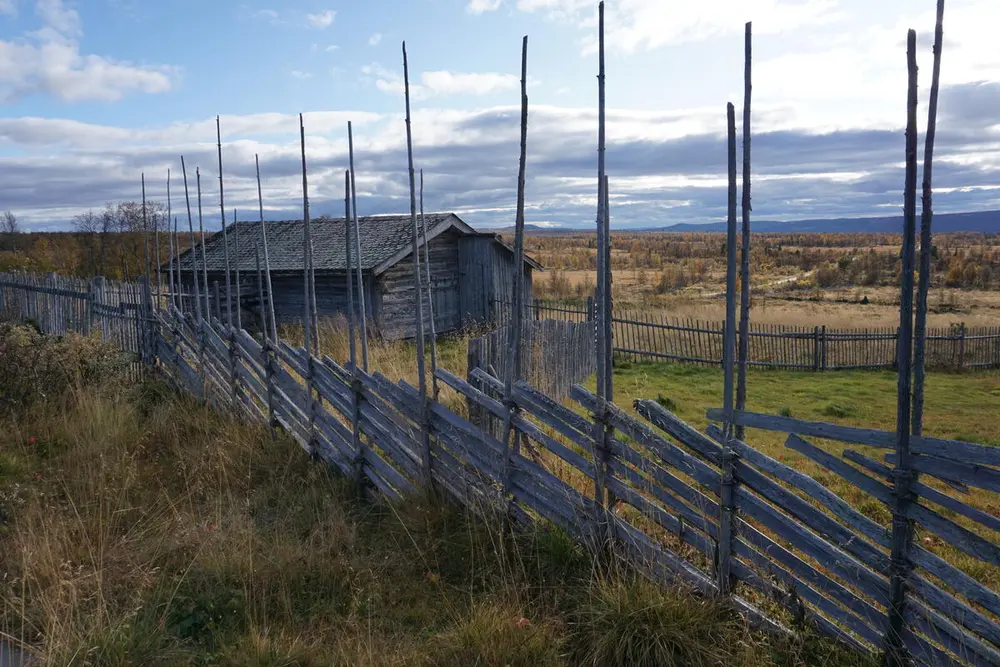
[
  {"x1": 379, "y1": 230, "x2": 462, "y2": 340},
  {"x1": 4, "y1": 269, "x2": 999, "y2": 667},
  {"x1": 458, "y1": 235, "x2": 533, "y2": 327}
]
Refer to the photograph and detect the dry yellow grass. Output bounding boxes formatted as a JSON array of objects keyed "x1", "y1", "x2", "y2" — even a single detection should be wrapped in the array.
[{"x1": 0, "y1": 342, "x2": 861, "y2": 666}]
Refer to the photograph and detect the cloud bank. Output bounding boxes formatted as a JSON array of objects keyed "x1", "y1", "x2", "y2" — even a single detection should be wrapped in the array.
[{"x1": 4, "y1": 81, "x2": 1000, "y2": 231}]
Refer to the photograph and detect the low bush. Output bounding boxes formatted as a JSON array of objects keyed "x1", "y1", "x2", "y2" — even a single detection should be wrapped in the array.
[{"x1": 0, "y1": 323, "x2": 128, "y2": 416}]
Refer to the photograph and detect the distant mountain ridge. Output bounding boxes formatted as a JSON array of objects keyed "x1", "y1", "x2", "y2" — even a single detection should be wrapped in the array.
[
  {"x1": 649, "y1": 210, "x2": 1000, "y2": 233},
  {"x1": 483, "y1": 210, "x2": 1000, "y2": 234}
]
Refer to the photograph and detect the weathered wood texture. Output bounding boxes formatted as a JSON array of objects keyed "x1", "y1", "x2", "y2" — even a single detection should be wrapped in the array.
[
  {"x1": 469, "y1": 318, "x2": 596, "y2": 405},
  {"x1": 494, "y1": 299, "x2": 1000, "y2": 372},
  {"x1": 4, "y1": 269, "x2": 997, "y2": 667},
  {"x1": 459, "y1": 234, "x2": 533, "y2": 326}
]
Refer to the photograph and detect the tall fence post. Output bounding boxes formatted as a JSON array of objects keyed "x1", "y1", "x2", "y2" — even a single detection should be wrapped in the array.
[
  {"x1": 718, "y1": 101, "x2": 739, "y2": 598},
  {"x1": 883, "y1": 29, "x2": 919, "y2": 667}
]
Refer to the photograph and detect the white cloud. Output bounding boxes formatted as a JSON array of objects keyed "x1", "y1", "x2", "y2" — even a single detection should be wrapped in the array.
[
  {"x1": 467, "y1": 0, "x2": 502, "y2": 14},
  {"x1": 368, "y1": 32, "x2": 382, "y2": 46},
  {"x1": 290, "y1": 70, "x2": 313, "y2": 80},
  {"x1": 35, "y1": 0, "x2": 79, "y2": 35},
  {"x1": 511, "y1": 0, "x2": 841, "y2": 53},
  {"x1": 0, "y1": 0, "x2": 176, "y2": 103},
  {"x1": 246, "y1": 7, "x2": 279, "y2": 23},
  {"x1": 0, "y1": 0, "x2": 16, "y2": 15},
  {"x1": 362, "y1": 63, "x2": 518, "y2": 98},
  {"x1": 422, "y1": 71, "x2": 518, "y2": 95},
  {"x1": 305, "y1": 9, "x2": 336, "y2": 29},
  {"x1": 325, "y1": 44, "x2": 340, "y2": 52}
]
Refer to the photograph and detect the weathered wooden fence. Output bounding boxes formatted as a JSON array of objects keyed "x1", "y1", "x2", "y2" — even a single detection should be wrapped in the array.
[
  {"x1": 3, "y1": 271, "x2": 999, "y2": 666},
  {"x1": 494, "y1": 299, "x2": 1000, "y2": 371},
  {"x1": 467, "y1": 319, "x2": 596, "y2": 402}
]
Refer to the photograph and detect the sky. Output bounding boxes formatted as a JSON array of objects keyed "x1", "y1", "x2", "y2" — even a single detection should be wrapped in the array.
[{"x1": 1, "y1": 0, "x2": 999, "y2": 231}]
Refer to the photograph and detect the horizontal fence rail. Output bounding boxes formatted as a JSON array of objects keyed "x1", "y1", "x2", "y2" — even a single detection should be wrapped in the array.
[
  {"x1": 493, "y1": 299, "x2": 1000, "y2": 372},
  {"x1": 3, "y1": 270, "x2": 998, "y2": 667}
]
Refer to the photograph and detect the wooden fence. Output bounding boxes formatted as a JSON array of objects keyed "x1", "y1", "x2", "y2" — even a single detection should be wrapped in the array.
[
  {"x1": 467, "y1": 319, "x2": 596, "y2": 402},
  {"x1": 3, "y1": 271, "x2": 999, "y2": 666},
  {"x1": 494, "y1": 299, "x2": 1000, "y2": 372}
]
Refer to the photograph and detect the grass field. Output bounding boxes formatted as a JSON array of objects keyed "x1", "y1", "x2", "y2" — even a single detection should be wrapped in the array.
[
  {"x1": 0, "y1": 373, "x2": 862, "y2": 666},
  {"x1": 596, "y1": 362, "x2": 1000, "y2": 588}
]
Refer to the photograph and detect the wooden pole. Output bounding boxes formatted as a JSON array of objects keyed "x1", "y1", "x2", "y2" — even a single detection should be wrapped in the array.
[
  {"x1": 167, "y1": 169, "x2": 176, "y2": 311},
  {"x1": 402, "y1": 40, "x2": 431, "y2": 487},
  {"x1": 142, "y1": 172, "x2": 151, "y2": 289},
  {"x1": 300, "y1": 113, "x2": 316, "y2": 355},
  {"x1": 255, "y1": 154, "x2": 277, "y2": 341},
  {"x1": 344, "y1": 168, "x2": 365, "y2": 493},
  {"x1": 217, "y1": 116, "x2": 232, "y2": 327},
  {"x1": 168, "y1": 213, "x2": 176, "y2": 312},
  {"x1": 735, "y1": 22, "x2": 752, "y2": 440},
  {"x1": 196, "y1": 167, "x2": 210, "y2": 320},
  {"x1": 500, "y1": 35, "x2": 530, "y2": 499},
  {"x1": 420, "y1": 169, "x2": 439, "y2": 399},
  {"x1": 151, "y1": 176, "x2": 162, "y2": 304},
  {"x1": 233, "y1": 208, "x2": 242, "y2": 330},
  {"x1": 912, "y1": 0, "x2": 945, "y2": 437},
  {"x1": 347, "y1": 121, "x2": 370, "y2": 370},
  {"x1": 591, "y1": 2, "x2": 616, "y2": 553},
  {"x1": 344, "y1": 171, "x2": 357, "y2": 364},
  {"x1": 719, "y1": 102, "x2": 739, "y2": 597},
  {"x1": 221, "y1": 206, "x2": 232, "y2": 327},
  {"x1": 884, "y1": 29, "x2": 919, "y2": 667},
  {"x1": 181, "y1": 157, "x2": 202, "y2": 323}
]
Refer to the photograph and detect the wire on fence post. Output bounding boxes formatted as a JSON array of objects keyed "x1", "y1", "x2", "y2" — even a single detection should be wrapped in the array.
[
  {"x1": 718, "y1": 101, "x2": 739, "y2": 598},
  {"x1": 402, "y1": 40, "x2": 432, "y2": 489},
  {"x1": 884, "y1": 28, "x2": 920, "y2": 667},
  {"x1": 912, "y1": 0, "x2": 945, "y2": 437},
  {"x1": 735, "y1": 21, "x2": 752, "y2": 441},
  {"x1": 347, "y1": 122, "x2": 370, "y2": 371}
]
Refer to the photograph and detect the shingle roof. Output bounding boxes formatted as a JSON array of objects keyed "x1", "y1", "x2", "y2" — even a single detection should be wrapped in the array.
[{"x1": 169, "y1": 213, "x2": 460, "y2": 273}]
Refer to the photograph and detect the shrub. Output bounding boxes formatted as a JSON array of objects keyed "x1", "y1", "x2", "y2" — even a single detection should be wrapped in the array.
[{"x1": 0, "y1": 323, "x2": 129, "y2": 415}]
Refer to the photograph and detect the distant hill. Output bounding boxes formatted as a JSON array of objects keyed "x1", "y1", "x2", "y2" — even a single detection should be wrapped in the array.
[
  {"x1": 480, "y1": 210, "x2": 1000, "y2": 234},
  {"x1": 653, "y1": 210, "x2": 1000, "y2": 234}
]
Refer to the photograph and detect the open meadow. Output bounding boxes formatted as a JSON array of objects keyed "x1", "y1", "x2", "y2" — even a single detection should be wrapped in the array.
[{"x1": 522, "y1": 231, "x2": 1000, "y2": 328}]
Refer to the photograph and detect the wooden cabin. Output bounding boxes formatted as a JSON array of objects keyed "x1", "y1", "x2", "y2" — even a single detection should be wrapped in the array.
[{"x1": 167, "y1": 213, "x2": 541, "y2": 339}]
